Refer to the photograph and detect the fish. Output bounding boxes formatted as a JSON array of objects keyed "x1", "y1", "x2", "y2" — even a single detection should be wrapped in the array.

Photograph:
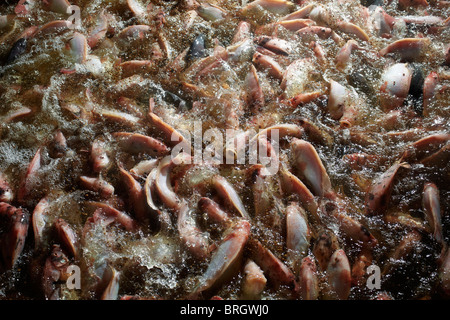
[
  {"x1": 191, "y1": 219, "x2": 251, "y2": 298},
  {"x1": 241, "y1": 259, "x2": 267, "y2": 299},
  {"x1": 365, "y1": 162, "x2": 411, "y2": 216},
  {"x1": 0, "y1": 203, "x2": 29, "y2": 270},
  {"x1": 326, "y1": 249, "x2": 351, "y2": 300},
  {"x1": 0, "y1": 0, "x2": 447, "y2": 301}
]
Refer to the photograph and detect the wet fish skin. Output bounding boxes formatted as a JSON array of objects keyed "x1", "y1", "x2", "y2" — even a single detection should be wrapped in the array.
[
  {"x1": 400, "y1": 133, "x2": 450, "y2": 163},
  {"x1": 90, "y1": 139, "x2": 110, "y2": 174},
  {"x1": 285, "y1": 202, "x2": 311, "y2": 267},
  {"x1": 290, "y1": 138, "x2": 334, "y2": 199},
  {"x1": 0, "y1": 202, "x2": 29, "y2": 270},
  {"x1": 17, "y1": 147, "x2": 42, "y2": 205},
  {"x1": 423, "y1": 71, "x2": 439, "y2": 114},
  {"x1": 323, "y1": 198, "x2": 378, "y2": 249},
  {"x1": 198, "y1": 197, "x2": 230, "y2": 226},
  {"x1": 177, "y1": 201, "x2": 210, "y2": 260},
  {"x1": 42, "y1": 244, "x2": 71, "y2": 300},
  {"x1": 54, "y1": 218, "x2": 78, "y2": 259},
  {"x1": 186, "y1": 34, "x2": 206, "y2": 64},
  {"x1": 313, "y1": 230, "x2": 340, "y2": 271},
  {"x1": 379, "y1": 63, "x2": 412, "y2": 111},
  {"x1": 155, "y1": 154, "x2": 191, "y2": 211},
  {"x1": 422, "y1": 182, "x2": 443, "y2": 245},
  {"x1": 252, "y1": 51, "x2": 284, "y2": 80},
  {"x1": 244, "y1": 64, "x2": 265, "y2": 113},
  {"x1": 241, "y1": 259, "x2": 267, "y2": 299},
  {"x1": 299, "y1": 256, "x2": 319, "y2": 300},
  {"x1": 192, "y1": 219, "x2": 251, "y2": 298},
  {"x1": 32, "y1": 196, "x2": 50, "y2": 250},
  {"x1": 79, "y1": 176, "x2": 115, "y2": 199},
  {"x1": 5, "y1": 37, "x2": 27, "y2": 65},
  {"x1": 212, "y1": 175, "x2": 250, "y2": 220},
  {"x1": 253, "y1": 36, "x2": 292, "y2": 56},
  {"x1": 119, "y1": 166, "x2": 156, "y2": 227},
  {"x1": 98, "y1": 266, "x2": 121, "y2": 300},
  {"x1": 326, "y1": 249, "x2": 351, "y2": 300},
  {"x1": 279, "y1": 169, "x2": 319, "y2": 221},
  {"x1": 246, "y1": 238, "x2": 298, "y2": 292},
  {"x1": 365, "y1": 162, "x2": 411, "y2": 216}
]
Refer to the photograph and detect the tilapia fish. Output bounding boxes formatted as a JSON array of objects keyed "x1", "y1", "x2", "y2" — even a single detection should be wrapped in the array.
[{"x1": 0, "y1": 0, "x2": 448, "y2": 300}]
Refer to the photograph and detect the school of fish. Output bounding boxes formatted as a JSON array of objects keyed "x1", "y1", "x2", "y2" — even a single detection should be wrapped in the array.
[{"x1": 0, "y1": 0, "x2": 448, "y2": 300}]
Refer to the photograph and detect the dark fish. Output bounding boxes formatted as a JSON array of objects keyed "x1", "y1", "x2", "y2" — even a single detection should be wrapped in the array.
[
  {"x1": 163, "y1": 90, "x2": 188, "y2": 110},
  {"x1": 186, "y1": 34, "x2": 206, "y2": 64},
  {"x1": 360, "y1": 0, "x2": 384, "y2": 6},
  {"x1": 5, "y1": 38, "x2": 27, "y2": 65},
  {"x1": 407, "y1": 63, "x2": 424, "y2": 115}
]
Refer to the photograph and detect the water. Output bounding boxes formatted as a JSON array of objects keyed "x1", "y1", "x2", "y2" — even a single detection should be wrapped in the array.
[{"x1": 0, "y1": 0, "x2": 448, "y2": 300}]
